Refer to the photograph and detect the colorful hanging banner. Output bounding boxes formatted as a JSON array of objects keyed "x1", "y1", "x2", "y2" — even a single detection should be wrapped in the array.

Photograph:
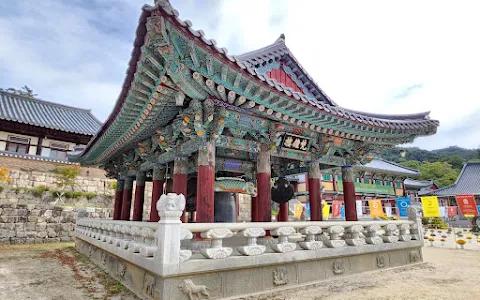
[
  {"x1": 455, "y1": 195, "x2": 478, "y2": 217},
  {"x1": 322, "y1": 203, "x2": 330, "y2": 219},
  {"x1": 421, "y1": 196, "x2": 440, "y2": 217},
  {"x1": 356, "y1": 200, "x2": 363, "y2": 217},
  {"x1": 340, "y1": 205, "x2": 345, "y2": 218},
  {"x1": 477, "y1": 206, "x2": 480, "y2": 216},
  {"x1": 447, "y1": 206, "x2": 458, "y2": 217},
  {"x1": 305, "y1": 203, "x2": 311, "y2": 218},
  {"x1": 368, "y1": 199, "x2": 384, "y2": 217},
  {"x1": 395, "y1": 197, "x2": 411, "y2": 217},
  {"x1": 294, "y1": 204, "x2": 303, "y2": 219},
  {"x1": 332, "y1": 201, "x2": 341, "y2": 217},
  {"x1": 385, "y1": 204, "x2": 392, "y2": 218},
  {"x1": 439, "y1": 206, "x2": 446, "y2": 218}
]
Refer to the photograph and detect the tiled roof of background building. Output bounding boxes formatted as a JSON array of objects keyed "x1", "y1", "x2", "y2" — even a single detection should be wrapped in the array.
[
  {"x1": 356, "y1": 158, "x2": 420, "y2": 177},
  {"x1": 0, "y1": 91, "x2": 101, "y2": 136},
  {"x1": 429, "y1": 162, "x2": 480, "y2": 196}
]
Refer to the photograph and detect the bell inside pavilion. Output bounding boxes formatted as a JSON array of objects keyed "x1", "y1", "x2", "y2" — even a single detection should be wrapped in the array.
[{"x1": 70, "y1": 0, "x2": 439, "y2": 226}]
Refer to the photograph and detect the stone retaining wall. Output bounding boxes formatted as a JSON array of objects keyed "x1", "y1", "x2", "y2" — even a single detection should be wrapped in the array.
[{"x1": 0, "y1": 204, "x2": 113, "y2": 244}]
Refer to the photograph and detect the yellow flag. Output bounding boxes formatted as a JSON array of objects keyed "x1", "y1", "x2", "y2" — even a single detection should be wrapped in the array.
[
  {"x1": 421, "y1": 196, "x2": 440, "y2": 217},
  {"x1": 322, "y1": 203, "x2": 330, "y2": 219},
  {"x1": 294, "y1": 204, "x2": 303, "y2": 219},
  {"x1": 368, "y1": 199, "x2": 384, "y2": 217}
]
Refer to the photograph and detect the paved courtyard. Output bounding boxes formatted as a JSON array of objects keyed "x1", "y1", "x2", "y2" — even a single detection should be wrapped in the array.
[{"x1": 0, "y1": 241, "x2": 479, "y2": 300}]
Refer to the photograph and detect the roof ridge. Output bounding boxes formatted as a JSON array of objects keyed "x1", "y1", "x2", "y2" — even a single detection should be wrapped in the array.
[
  {"x1": 0, "y1": 90, "x2": 94, "y2": 113},
  {"x1": 377, "y1": 158, "x2": 420, "y2": 173}
]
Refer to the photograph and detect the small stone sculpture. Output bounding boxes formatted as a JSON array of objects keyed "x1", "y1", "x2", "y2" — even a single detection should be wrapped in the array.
[
  {"x1": 157, "y1": 193, "x2": 186, "y2": 219},
  {"x1": 178, "y1": 279, "x2": 211, "y2": 300},
  {"x1": 273, "y1": 267, "x2": 288, "y2": 286},
  {"x1": 332, "y1": 260, "x2": 344, "y2": 275}
]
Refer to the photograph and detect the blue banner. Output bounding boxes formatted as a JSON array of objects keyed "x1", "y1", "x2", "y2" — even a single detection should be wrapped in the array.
[
  {"x1": 395, "y1": 197, "x2": 411, "y2": 217},
  {"x1": 305, "y1": 203, "x2": 311, "y2": 218},
  {"x1": 340, "y1": 205, "x2": 345, "y2": 218},
  {"x1": 477, "y1": 206, "x2": 480, "y2": 216}
]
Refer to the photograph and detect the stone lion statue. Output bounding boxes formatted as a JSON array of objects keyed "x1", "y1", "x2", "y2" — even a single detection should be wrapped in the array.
[
  {"x1": 178, "y1": 279, "x2": 210, "y2": 300},
  {"x1": 156, "y1": 193, "x2": 186, "y2": 212}
]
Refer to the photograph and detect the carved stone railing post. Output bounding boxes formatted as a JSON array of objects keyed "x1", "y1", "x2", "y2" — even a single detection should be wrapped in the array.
[
  {"x1": 155, "y1": 193, "x2": 185, "y2": 271},
  {"x1": 299, "y1": 226, "x2": 323, "y2": 250},
  {"x1": 237, "y1": 228, "x2": 266, "y2": 256},
  {"x1": 200, "y1": 229, "x2": 234, "y2": 259},
  {"x1": 140, "y1": 227, "x2": 158, "y2": 257},
  {"x1": 128, "y1": 226, "x2": 144, "y2": 253},
  {"x1": 408, "y1": 207, "x2": 422, "y2": 241},
  {"x1": 119, "y1": 225, "x2": 133, "y2": 249},
  {"x1": 364, "y1": 224, "x2": 382, "y2": 244},
  {"x1": 344, "y1": 224, "x2": 366, "y2": 246},
  {"x1": 324, "y1": 225, "x2": 346, "y2": 248},
  {"x1": 179, "y1": 229, "x2": 193, "y2": 262},
  {"x1": 398, "y1": 223, "x2": 411, "y2": 242},
  {"x1": 382, "y1": 224, "x2": 399, "y2": 243},
  {"x1": 111, "y1": 224, "x2": 123, "y2": 246},
  {"x1": 270, "y1": 226, "x2": 297, "y2": 253}
]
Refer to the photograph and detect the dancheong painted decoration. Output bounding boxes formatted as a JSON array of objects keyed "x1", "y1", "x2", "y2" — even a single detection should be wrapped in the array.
[{"x1": 69, "y1": 0, "x2": 439, "y2": 224}]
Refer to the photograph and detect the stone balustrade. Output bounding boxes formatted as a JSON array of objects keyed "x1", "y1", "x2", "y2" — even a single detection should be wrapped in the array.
[{"x1": 76, "y1": 193, "x2": 424, "y2": 278}]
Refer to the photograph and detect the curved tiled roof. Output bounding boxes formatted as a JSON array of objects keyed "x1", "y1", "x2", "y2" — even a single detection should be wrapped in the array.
[
  {"x1": 70, "y1": 0, "x2": 439, "y2": 164},
  {"x1": 404, "y1": 178, "x2": 436, "y2": 188},
  {"x1": 428, "y1": 162, "x2": 480, "y2": 196},
  {"x1": 144, "y1": 1, "x2": 439, "y2": 132},
  {"x1": 355, "y1": 158, "x2": 420, "y2": 177},
  {"x1": 0, "y1": 91, "x2": 101, "y2": 135}
]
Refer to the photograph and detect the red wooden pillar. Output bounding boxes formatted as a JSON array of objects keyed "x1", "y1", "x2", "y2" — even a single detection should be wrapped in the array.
[
  {"x1": 308, "y1": 160, "x2": 322, "y2": 221},
  {"x1": 278, "y1": 202, "x2": 289, "y2": 222},
  {"x1": 196, "y1": 142, "x2": 215, "y2": 223},
  {"x1": 113, "y1": 179, "x2": 124, "y2": 220},
  {"x1": 120, "y1": 177, "x2": 134, "y2": 221},
  {"x1": 173, "y1": 156, "x2": 188, "y2": 223},
  {"x1": 150, "y1": 166, "x2": 165, "y2": 222},
  {"x1": 342, "y1": 166, "x2": 358, "y2": 221},
  {"x1": 132, "y1": 172, "x2": 146, "y2": 221},
  {"x1": 255, "y1": 144, "x2": 271, "y2": 222}
]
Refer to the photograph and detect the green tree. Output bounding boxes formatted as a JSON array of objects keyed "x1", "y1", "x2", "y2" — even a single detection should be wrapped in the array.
[
  {"x1": 399, "y1": 160, "x2": 421, "y2": 170},
  {"x1": 419, "y1": 162, "x2": 459, "y2": 188},
  {"x1": 440, "y1": 154, "x2": 465, "y2": 170},
  {"x1": 53, "y1": 165, "x2": 81, "y2": 204}
]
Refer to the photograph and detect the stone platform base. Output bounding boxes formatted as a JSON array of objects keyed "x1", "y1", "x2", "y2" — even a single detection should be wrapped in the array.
[{"x1": 76, "y1": 238, "x2": 423, "y2": 300}]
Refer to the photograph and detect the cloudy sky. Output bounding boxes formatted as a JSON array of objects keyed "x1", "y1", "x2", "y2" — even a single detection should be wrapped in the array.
[{"x1": 1, "y1": 0, "x2": 479, "y2": 150}]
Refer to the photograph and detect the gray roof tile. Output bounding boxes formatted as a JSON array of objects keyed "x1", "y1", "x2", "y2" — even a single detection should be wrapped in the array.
[
  {"x1": 429, "y1": 162, "x2": 480, "y2": 196},
  {"x1": 0, "y1": 91, "x2": 101, "y2": 136}
]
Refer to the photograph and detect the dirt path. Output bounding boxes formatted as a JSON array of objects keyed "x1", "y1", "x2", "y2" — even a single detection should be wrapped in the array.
[
  {"x1": 0, "y1": 243, "x2": 138, "y2": 300},
  {"x1": 1, "y1": 243, "x2": 479, "y2": 300},
  {"x1": 251, "y1": 246, "x2": 480, "y2": 300}
]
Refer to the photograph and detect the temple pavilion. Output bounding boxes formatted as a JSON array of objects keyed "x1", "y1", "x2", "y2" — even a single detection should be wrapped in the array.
[{"x1": 69, "y1": 0, "x2": 439, "y2": 225}]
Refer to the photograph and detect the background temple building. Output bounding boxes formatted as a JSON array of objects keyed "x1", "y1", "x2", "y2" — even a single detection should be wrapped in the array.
[
  {"x1": 69, "y1": 0, "x2": 439, "y2": 225},
  {"x1": 426, "y1": 162, "x2": 480, "y2": 208},
  {"x1": 0, "y1": 90, "x2": 101, "y2": 162}
]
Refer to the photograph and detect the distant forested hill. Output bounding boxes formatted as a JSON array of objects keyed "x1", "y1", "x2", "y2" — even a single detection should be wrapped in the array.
[
  {"x1": 382, "y1": 146, "x2": 479, "y2": 164},
  {"x1": 381, "y1": 146, "x2": 480, "y2": 187}
]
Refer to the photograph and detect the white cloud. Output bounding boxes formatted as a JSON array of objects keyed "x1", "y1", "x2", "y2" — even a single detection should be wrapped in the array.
[{"x1": 1, "y1": 0, "x2": 479, "y2": 150}]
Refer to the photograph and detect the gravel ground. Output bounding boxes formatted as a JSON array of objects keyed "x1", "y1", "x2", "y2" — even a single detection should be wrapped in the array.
[
  {"x1": 0, "y1": 243, "x2": 138, "y2": 300},
  {"x1": 248, "y1": 246, "x2": 480, "y2": 300},
  {"x1": 1, "y1": 241, "x2": 479, "y2": 300}
]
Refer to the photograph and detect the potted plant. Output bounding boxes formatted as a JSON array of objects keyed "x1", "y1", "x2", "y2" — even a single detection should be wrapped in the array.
[
  {"x1": 441, "y1": 235, "x2": 447, "y2": 239},
  {"x1": 466, "y1": 236, "x2": 473, "y2": 243},
  {"x1": 477, "y1": 238, "x2": 480, "y2": 243},
  {"x1": 424, "y1": 236, "x2": 428, "y2": 240},
  {"x1": 430, "y1": 233, "x2": 436, "y2": 237},
  {"x1": 457, "y1": 239, "x2": 466, "y2": 249},
  {"x1": 428, "y1": 237, "x2": 435, "y2": 246},
  {"x1": 440, "y1": 238, "x2": 446, "y2": 246}
]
